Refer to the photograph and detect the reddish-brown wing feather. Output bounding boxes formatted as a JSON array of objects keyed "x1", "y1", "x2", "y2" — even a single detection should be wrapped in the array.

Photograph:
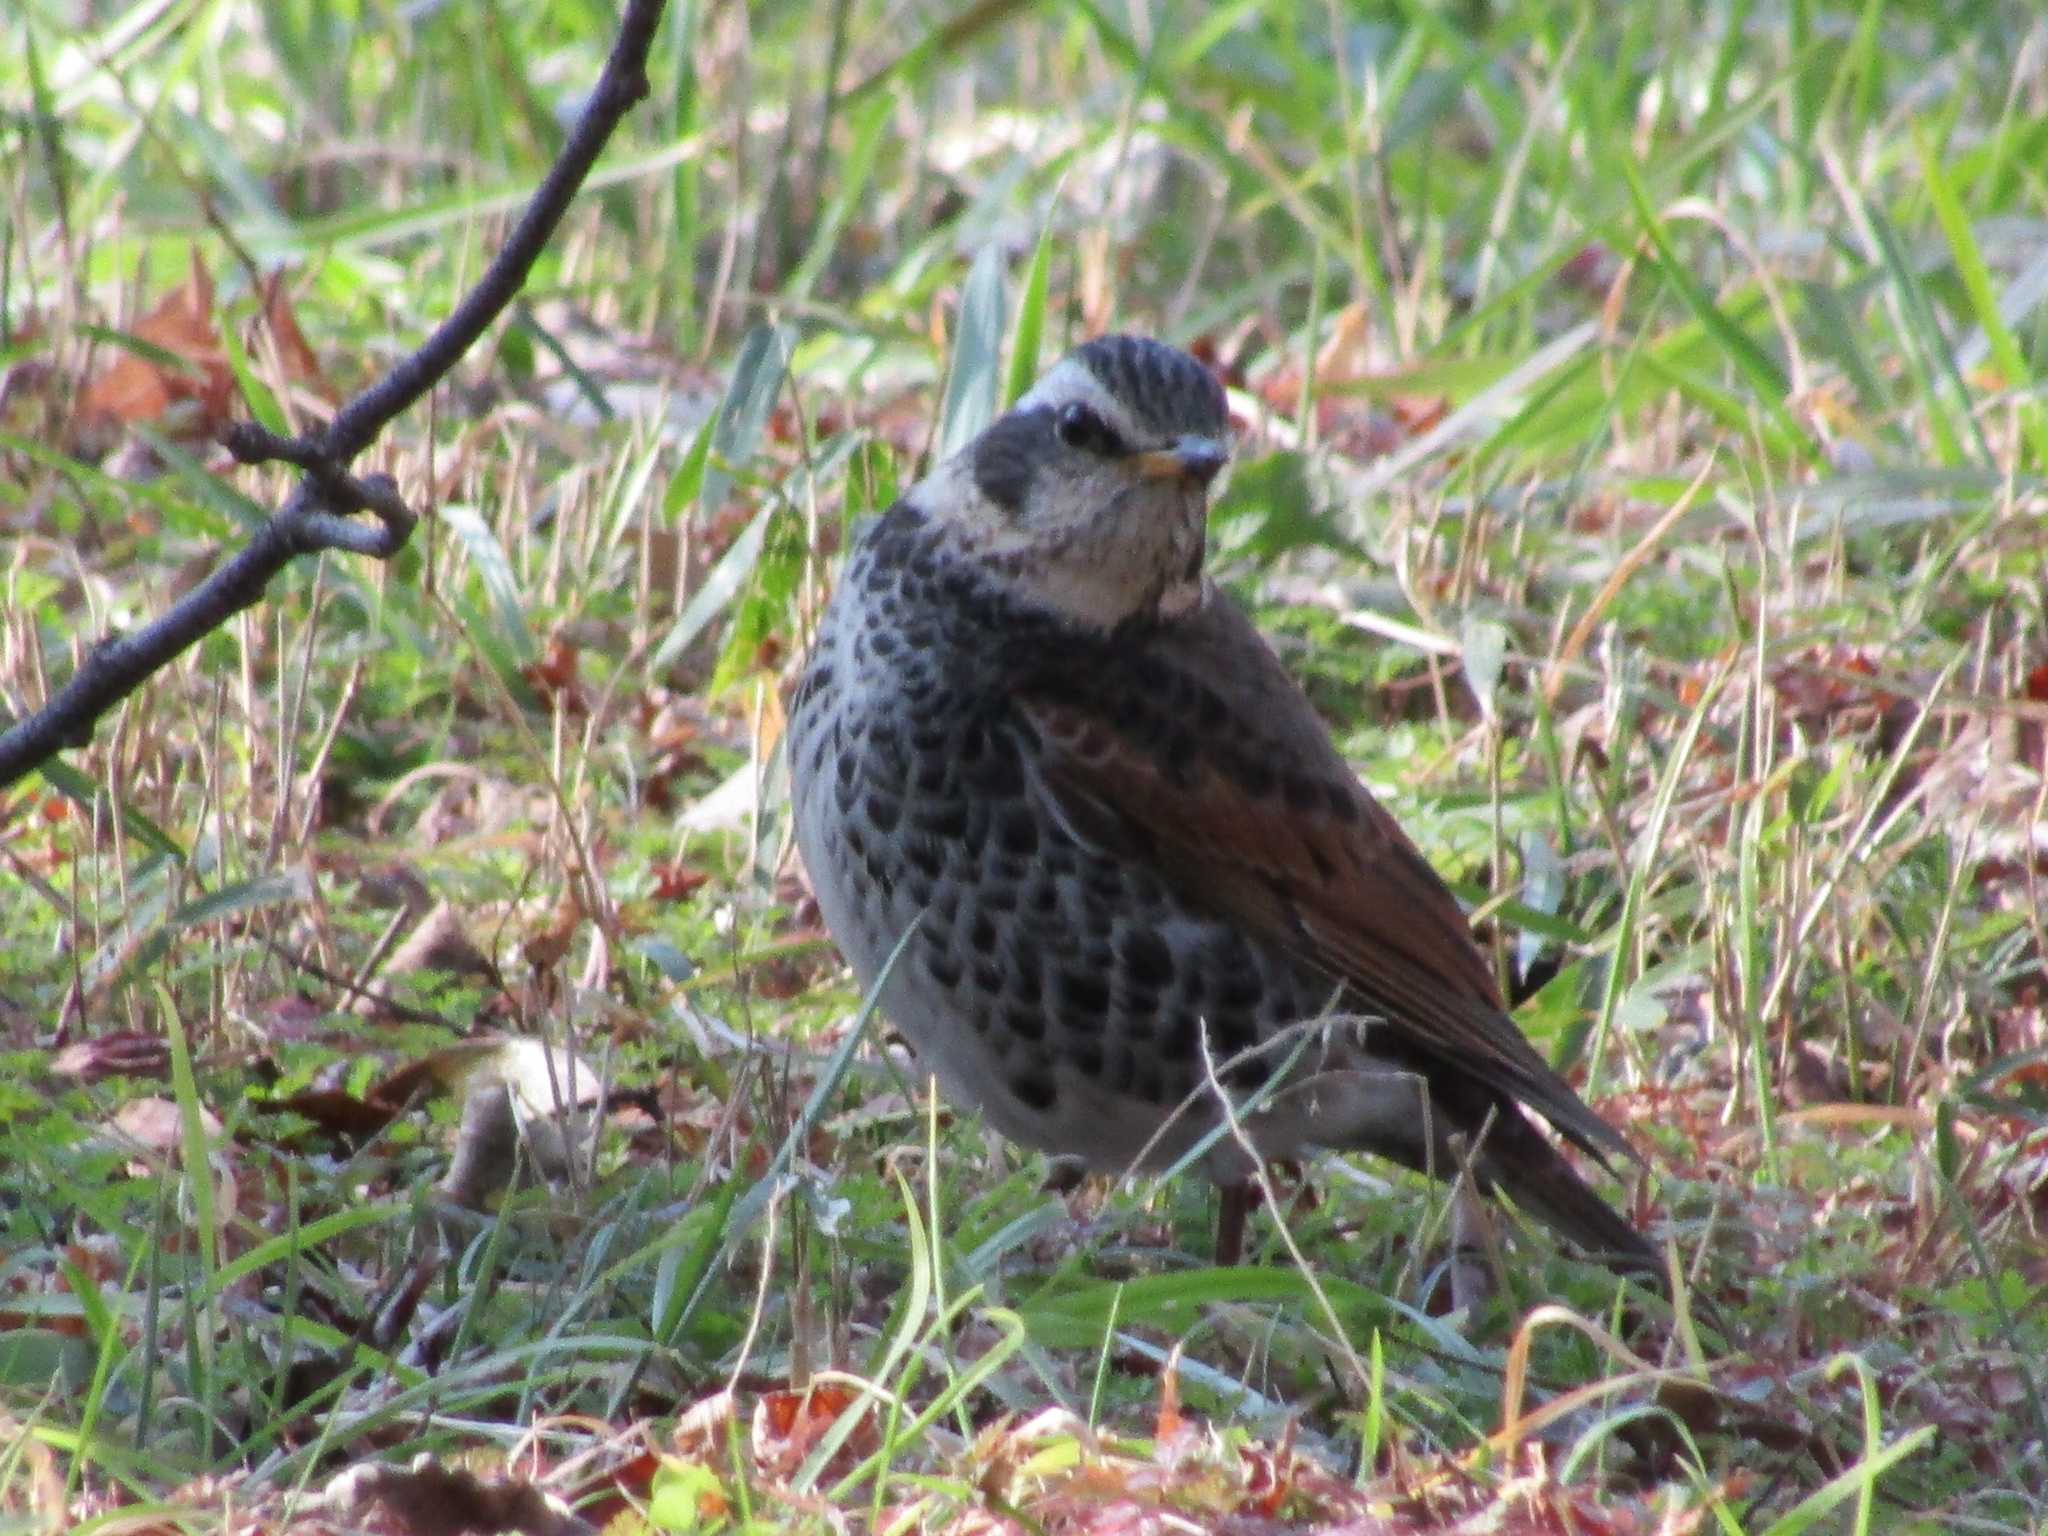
[{"x1": 1015, "y1": 589, "x2": 1633, "y2": 1167}]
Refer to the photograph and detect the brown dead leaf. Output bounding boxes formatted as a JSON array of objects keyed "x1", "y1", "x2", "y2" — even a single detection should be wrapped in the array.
[
  {"x1": 1771, "y1": 646, "x2": 1904, "y2": 735},
  {"x1": 522, "y1": 891, "x2": 585, "y2": 975},
  {"x1": 273, "y1": 1086, "x2": 408, "y2": 1144},
  {"x1": 50, "y1": 1030, "x2": 170, "y2": 1084},
  {"x1": 521, "y1": 634, "x2": 587, "y2": 715},
  {"x1": 1245, "y1": 305, "x2": 1451, "y2": 462},
  {"x1": 2018, "y1": 661, "x2": 2048, "y2": 769},
  {"x1": 112, "y1": 1096, "x2": 222, "y2": 1156},
  {"x1": 1558, "y1": 241, "x2": 1623, "y2": 298},
  {"x1": 1388, "y1": 393, "x2": 1449, "y2": 437},
  {"x1": 751, "y1": 1382, "x2": 873, "y2": 1482},
  {"x1": 253, "y1": 991, "x2": 331, "y2": 1042},
  {"x1": 255, "y1": 270, "x2": 330, "y2": 397},
  {"x1": 75, "y1": 248, "x2": 236, "y2": 447},
  {"x1": 0, "y1": 1412, "x2": 64, "y2": 1515},
  {"x1": 673, "y1": 1388, "x2": 739, "y2": 1457},
  {"x1": 564, "y1": 1444, "x2": 664, "y2": 1533},
  {"x1": 637, "y1": 691, "x2": 705, "y2": 753},
  {"x1": 1315, "y1": 300, "x2": 1373, "y2": 381},
  {"x1": 650, "y1": 860, "x2": 712, "y2": 902},
  {"x1": 352, "y1": 901, "x2": 499, "y2": 1018},
  {"x1": 350, "y1": 859, "x2": 436, "y2": 914},
  {"x1": 1152, "y1": 1346, "x2": 1186, "y2": 1444},
  {"x1": 0, "y1": 320, "x2": 62, "y2": 447}
]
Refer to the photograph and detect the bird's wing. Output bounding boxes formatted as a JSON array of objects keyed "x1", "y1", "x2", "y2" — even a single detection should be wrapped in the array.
[{"x1": 1014, "y1": 589, "x2": 1633, "y2": 1167}]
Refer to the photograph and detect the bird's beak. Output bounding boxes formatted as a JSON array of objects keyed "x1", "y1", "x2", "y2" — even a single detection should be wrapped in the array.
[{"x1": 1132, "y1": 435, "x2": 1229, "y2": 487}]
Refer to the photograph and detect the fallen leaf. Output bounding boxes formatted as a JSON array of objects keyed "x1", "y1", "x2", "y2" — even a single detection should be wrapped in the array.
[
  {"x1": 650, "y1": 860, "x2": 711, "y2": 902},
  {"x1": 521, "y1": 633, "x2": 586, "y2": 714},
  {"x1": 111, "y1": 1096, "x2": 221, "y2": 1156},
  {"x1": 50, "y1": 1031, "x2": 170, "y2": 1084},
  {"x1": 273, "y1": 1087, "x2": 407, "y2": 1145},
  {"x1": 351, "y1": 902, "x2": 499, "y2": 1018},
  {"x1": 522, "y1": 891, "x2": 585, "y2": 975},
  {"x1": 255, "y1": 270, "x2": 330, "y2": 397},
  {"x1": 751, "y1": 1382, "x2": 872, "y2": 1482},
  {"x1": 75, "y1": 248, "x2": 236, "y2": 447},
  {"x1": 673, "y1": 1388, "x2": 738, "y2": 1457}
]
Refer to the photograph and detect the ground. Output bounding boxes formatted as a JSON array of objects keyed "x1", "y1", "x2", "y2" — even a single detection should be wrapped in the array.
[{"x1": 2, "y1": 1, "x2": 2045, "y2": 1531}]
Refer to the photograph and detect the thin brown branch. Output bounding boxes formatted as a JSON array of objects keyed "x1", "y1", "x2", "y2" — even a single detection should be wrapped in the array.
[{"x1": 0, "y1": 0, "x2": 670, "y2": 791}]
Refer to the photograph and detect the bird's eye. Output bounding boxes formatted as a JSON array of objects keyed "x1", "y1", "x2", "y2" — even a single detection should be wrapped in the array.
[{"x1": 1055, "y1": 402, "x2": 1122, "y2": 456}]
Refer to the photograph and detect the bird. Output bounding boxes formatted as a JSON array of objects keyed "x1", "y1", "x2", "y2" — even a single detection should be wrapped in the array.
[{"x1": 787, "y1": 332, "x2": 1671, "y2": 1298}]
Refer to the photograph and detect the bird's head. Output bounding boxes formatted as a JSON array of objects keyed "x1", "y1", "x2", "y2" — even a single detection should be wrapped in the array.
[{"x1": 913, "y1": 334, "x2": 1231, "y2": 630}]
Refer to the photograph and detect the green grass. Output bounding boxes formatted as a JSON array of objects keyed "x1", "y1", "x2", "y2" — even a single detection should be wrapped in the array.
[{"x1": 4, "y1": 0, "x2": 2048, "y2": 1529}]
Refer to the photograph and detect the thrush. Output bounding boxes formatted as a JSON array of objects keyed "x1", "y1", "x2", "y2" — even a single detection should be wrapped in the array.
[{"x1": 788, "y1": 334, "x2": 1668, "y2": 1293}]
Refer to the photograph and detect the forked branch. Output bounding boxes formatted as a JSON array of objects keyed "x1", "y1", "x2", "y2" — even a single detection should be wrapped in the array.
[{"x1": 0, "y1": 0, "x2": 670, "y2": 790}]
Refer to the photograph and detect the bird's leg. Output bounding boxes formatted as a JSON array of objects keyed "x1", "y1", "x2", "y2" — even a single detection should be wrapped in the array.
[
  {"x1": 1449, "y1": 1181, "x2": 1497, "y2": 1315},
  {"x1": 1215, "y1": 1181, "x2": 1253, "y2": 1266},
  {"x1": 1444, "y1": 1130, "x2": 1503, "y2": 1315}
]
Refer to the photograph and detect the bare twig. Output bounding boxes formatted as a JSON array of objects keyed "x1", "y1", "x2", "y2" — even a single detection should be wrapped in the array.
[{"x1": 0, "y1": 0, "x2": 670, "y2": 791}]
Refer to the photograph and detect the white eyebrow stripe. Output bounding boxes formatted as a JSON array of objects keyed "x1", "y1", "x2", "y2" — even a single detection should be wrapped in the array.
[
  {"x1": 1015, "y1": 357, "x2": 1100, "y2": 411},
  {"x1": 1015, "y1": 359, "x2": 1143, "y2": 443}
]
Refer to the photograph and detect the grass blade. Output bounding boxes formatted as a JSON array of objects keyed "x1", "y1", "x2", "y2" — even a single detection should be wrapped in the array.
[{"x1": 938, "y1": 244, "x2": 1007, "y2": 460}]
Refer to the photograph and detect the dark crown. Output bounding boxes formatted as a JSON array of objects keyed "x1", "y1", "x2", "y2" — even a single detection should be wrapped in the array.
[{"x1": 1073, "y1": 335, "x2": 1228, "y2": 442}]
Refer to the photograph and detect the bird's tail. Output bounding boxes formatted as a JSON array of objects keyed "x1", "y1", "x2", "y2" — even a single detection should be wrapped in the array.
[
  {"x1": 1478, "y1": 1118, "x2": 1664, "y2": 1285},
  {"x1": 1473, "y1": 1112, "x2": 1731, "y2": 1340}
]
